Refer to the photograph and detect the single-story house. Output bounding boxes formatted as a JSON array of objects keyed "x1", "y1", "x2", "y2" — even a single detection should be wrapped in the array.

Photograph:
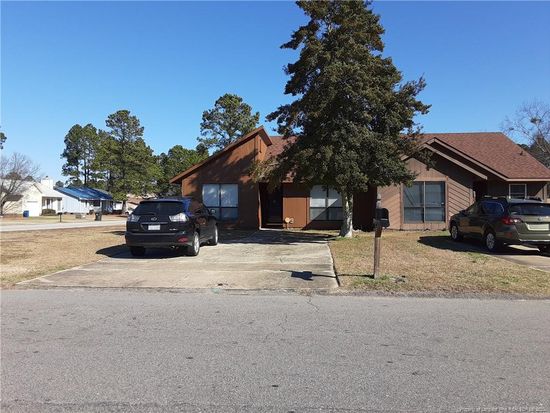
[
  {"x1": 0, "y1": 177, "x2": 63, "y2": 216},
  {"x1": 55, "y1": 186, "x2": 114, "y2": 214},
  {"x1": 170, "y1": 126, "x2": 550, "y2": 231}
]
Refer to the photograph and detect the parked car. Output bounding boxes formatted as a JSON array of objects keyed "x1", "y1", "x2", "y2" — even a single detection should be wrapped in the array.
[
  {"x1": 125, "y1": 197, "x2": 218, "y2": 257},
  {"x1": 449, "y1": 197, "x2": 550, "y2": 253}
]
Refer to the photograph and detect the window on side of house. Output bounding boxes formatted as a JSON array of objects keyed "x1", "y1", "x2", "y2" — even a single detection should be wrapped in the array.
[
  {"x1": 202, "y1": 184, "x2": 238, "y2": 221},
  {"x1": 509, "y1": 184, "x2": 527, "y2": 199},
  {"x1": 309, "y1": 186, "x2": 343, "y2": 221},
  {"x1": 403, "y1": 181, "x2": 446, "y2": 223}
]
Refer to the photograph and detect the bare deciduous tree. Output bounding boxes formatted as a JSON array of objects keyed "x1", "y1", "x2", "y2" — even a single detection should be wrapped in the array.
[
  {"x1": 0, "y1": 153, "x2": 41, "y2": 215},
  {"x1": 502, "y1": 100, "x2": 550, "y2": 167}
]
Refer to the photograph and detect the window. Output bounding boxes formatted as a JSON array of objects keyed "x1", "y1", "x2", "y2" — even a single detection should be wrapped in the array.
[
  {"x1": 480, "y1": 201, "x2": 505, "y2": 216},
  {"x1": 309, "y1": 186, "x2": 343, "y2": 221},
  {"x1": 404, "y1": 181, "x2": 446, "y2": 223},
  {"x1": 202, "y1": 184, "x2": 238, "y2": 221},
  {"x1": 509, "y1": 184, "x2": 527, "y2": 199}
]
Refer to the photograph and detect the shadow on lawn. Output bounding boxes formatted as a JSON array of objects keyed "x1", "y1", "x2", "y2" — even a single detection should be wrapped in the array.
[{"x1": 417, "y1": 235, "x2": 541, "y2": 257}]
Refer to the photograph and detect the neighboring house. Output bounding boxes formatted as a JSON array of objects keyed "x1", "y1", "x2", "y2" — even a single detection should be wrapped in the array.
[
  {"x1": 55, "y1": 186, "x2": 114, "y2": 214},
  {"x1": 170, "y1": 127, "x2": 550, "y2": 230},
  {"x1": 112, "y1": 195, "x2": 155, "y2": 213},
  {"x1": 0, "y1": 177, "x2": 63, "y2": 216}
]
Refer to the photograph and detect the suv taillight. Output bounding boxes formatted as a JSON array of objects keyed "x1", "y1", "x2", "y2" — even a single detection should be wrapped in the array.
[
  {"x1": 169, "y1": 212, "x2": 188, "y2": 222},
  {"x1": 501, "y1": 216, "x2": 522, "y2": 225}
]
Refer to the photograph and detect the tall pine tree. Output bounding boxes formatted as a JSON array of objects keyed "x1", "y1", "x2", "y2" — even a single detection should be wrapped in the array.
[
  {"x1": 263, "y1": 1, "x2": 429, "y2": 237},
  {"x1": 60, "y1": 123, "x2": 102, "y2": 186},
  {"x1": 100, "y1": 110, "x2": 159, "y2": 211}
]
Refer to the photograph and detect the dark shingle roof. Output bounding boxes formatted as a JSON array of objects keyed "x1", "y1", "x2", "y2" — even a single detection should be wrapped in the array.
[{"x1": 423, "y1": 132, "x2": 550, "y2": 179}]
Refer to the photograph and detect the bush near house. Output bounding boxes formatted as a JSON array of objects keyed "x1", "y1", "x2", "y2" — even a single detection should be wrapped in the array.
[{"x1": 41, "y1": 209, "x2": 57, "y2": 216}]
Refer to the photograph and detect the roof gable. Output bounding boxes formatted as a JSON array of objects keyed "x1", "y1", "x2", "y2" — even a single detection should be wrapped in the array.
[
  {"x1": 422, "y1": 132, "x2": 550, "y2": 180},
  {"x1": 170, "y1": 126, "x2": 272, "y2": 184}
]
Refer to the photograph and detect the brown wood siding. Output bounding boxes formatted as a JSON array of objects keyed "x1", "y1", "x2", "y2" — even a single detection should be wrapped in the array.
[
  {"x1": 181, "y1": 135, "x2": 261, "y2": 229},
  {"x1": 379, "y1": 185, "x2": 402, "y2": 230}
]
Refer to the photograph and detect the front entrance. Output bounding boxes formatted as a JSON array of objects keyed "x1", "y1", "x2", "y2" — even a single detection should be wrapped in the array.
[{"x1": 259, "y1": 184, "x2": 283, "y2": 228}]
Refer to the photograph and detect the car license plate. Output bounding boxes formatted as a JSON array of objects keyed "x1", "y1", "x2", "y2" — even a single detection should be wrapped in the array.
[
  {"x1": 527, "y1": 223, "x2": 549, "y2": 231},
  {"x1": 148, "y1": 224, "x2": 160, "y2": 231}
]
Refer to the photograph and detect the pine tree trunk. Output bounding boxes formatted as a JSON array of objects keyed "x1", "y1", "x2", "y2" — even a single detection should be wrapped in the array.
[
  {"x1": 339, "y1": 192, "x2": 353, "y2": 238},
  {"x1": 122, "y1": 200, "x2": 128, "y2": 215}
]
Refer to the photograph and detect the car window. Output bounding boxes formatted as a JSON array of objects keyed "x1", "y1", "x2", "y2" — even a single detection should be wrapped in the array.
[
  {"x1": 133, "y1": 202, "x2": 185, "y2": 216},
  {"x1": 481, "y1": 201, "x2": 505, "y2": 216},
  {"x1": 466, "y1": 204, "x2": 478, "y2": 215},
  {"x1": 509, "y1": 203, "x2": 550, "y2": 216}
]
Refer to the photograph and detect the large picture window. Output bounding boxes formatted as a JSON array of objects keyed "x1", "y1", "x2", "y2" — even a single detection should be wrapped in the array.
[
  {"x1": 509, "y1": 184, "x2": 527, "y2": 199},
  {"x1": 202, "y1": 184, "x2": 238, "y2": 221},
  {"x1": 404, "y1": 181, "x2": 446, "y2": 223},
  {"x1": 309, "y1": 185, "x2": 343, "y2": 221}
]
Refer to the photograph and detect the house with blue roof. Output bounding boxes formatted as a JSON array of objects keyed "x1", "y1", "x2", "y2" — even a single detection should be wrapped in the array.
[{"x1": 54, "y1": 186, "x2": 114, "y2": 214}]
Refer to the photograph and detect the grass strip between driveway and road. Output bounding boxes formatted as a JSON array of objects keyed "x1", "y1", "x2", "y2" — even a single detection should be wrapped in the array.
[{"x1": 329, "y1": 230, "x2": 550, "y2": 298}]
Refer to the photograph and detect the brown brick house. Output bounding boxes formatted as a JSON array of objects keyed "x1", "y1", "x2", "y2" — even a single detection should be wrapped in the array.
[{"x1": 170, "y1": 126, "x2": 550, "y2": 230}]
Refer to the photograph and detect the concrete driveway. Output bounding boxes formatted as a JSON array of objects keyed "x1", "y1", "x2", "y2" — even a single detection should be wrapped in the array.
[
  {"x1": 19, "y1": 230, "x2": 338, "y2": 290},
  {"x1": 496, "y1": 244, "x2": 550, "y2": 272}
]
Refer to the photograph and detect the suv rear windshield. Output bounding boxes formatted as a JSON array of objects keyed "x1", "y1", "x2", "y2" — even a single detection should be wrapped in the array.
[
  {"x1": 509, "y1": 203, "x2": 550, "y2": 216},
  {"x1": 133, "y1": 201, "x2": 187, "y2": 216}
]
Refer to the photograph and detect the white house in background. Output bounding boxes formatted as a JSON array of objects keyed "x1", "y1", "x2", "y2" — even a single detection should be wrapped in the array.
[
  {"x1": 0, "y1": 177, "x2": 63, "y2": 216},
  {"x1": 54, "y1": 186, "x2": 114, "y2": 214}
]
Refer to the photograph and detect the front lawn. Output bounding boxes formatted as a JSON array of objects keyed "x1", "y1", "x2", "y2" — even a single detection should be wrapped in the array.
[
  {"x1": 0, "y1": 227, "x2": 126, "y2": 288},
  {"x1": 329, "y1": 231, "x2": 550, "y2": 297}
]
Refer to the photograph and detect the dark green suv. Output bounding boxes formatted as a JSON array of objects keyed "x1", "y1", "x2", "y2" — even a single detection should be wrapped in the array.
[{"x1": 449, "y1": 197, "x2": 550, "y2": 253}]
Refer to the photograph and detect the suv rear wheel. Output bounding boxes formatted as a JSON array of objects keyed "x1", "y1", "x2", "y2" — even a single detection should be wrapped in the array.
[
  {"x1": 483, "y1": 230, "x2": 501, "y2": 252},
  {"x1": 187, "y1": 231, "x2": 200, "y2": 256},
  {"x1": 450, "y1": 223, "x2": 463, "y2": 241}
]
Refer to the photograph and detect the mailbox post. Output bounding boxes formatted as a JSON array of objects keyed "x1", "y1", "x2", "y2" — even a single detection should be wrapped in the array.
[{"x1": 373, "y1": 194, "x2": 389, "y2": 279}]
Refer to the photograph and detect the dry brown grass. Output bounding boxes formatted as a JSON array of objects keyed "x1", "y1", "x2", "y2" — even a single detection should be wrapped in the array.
[
  {"x1": 330, "y1": 230, "x2": 550, "y2": 297},
  {"x1": 0, "y1": 227, "x2": 125, "y2": 288}
]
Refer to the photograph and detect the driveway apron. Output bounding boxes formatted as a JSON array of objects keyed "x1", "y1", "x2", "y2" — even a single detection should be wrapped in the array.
[{"x1": 19, "y1": 230, "x2": 338, "y2": 290}]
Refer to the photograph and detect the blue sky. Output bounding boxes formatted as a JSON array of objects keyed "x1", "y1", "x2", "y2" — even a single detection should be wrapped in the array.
[{"x1": 2, "y1": 1, "x2": 550, "y2": 182}]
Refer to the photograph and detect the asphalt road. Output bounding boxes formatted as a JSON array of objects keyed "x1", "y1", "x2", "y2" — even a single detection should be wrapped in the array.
[{"x1": 1, "y1": 290, "x2": 549, "y2": 413}]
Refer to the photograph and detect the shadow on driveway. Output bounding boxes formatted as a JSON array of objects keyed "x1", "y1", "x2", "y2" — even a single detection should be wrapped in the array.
[{"x1": 97, "y1": 229, "x2": 335, "y2": 260}]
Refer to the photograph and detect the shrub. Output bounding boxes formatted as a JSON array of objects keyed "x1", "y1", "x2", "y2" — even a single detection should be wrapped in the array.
[{"x1": 41, "y1": 209, "x2": 57, "y2": 216}]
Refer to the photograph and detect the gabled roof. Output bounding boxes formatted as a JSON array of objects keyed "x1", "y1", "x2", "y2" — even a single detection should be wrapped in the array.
[
  {"x1": 170, "y1": 126, "x2": 272, "y2": 184},
  {"x1": 35, "y1": 182, "x2": 62, "y2": 198},
  {"x1": 55, "y1": 186, "x2": 113, "y2": 200},
  {"x1": 0, "y1": 179, "x2": 62, "y2": 198},
  {"x1": 169, "y1": 128, "x2": 550, "y2": 185},
  {"x1": 421, "y1": 132, "x2": 550, "y2": 180}
]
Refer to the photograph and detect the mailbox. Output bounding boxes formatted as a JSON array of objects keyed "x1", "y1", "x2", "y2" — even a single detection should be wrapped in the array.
[{"x1": 374, "y1": 208, "x2": 390, "y2": 228}]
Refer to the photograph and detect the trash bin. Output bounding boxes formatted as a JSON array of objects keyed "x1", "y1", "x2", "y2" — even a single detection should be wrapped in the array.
[
  {"x1": 23, "y1": 210, "x2": 30, "y2": 218},
  {"x1": 95, "y1": 211, "x2": 102, "y2": 221}
]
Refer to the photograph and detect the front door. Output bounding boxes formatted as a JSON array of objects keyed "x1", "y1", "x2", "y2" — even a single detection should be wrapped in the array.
[{"x1": 267, "y1": 187, "x2": 283, "y2": 223}]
